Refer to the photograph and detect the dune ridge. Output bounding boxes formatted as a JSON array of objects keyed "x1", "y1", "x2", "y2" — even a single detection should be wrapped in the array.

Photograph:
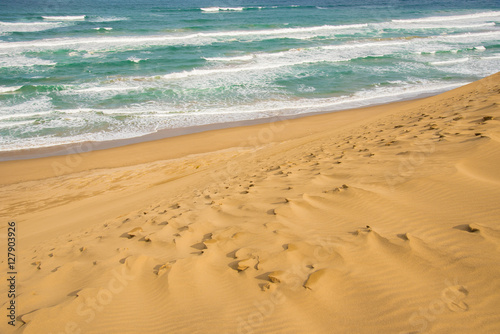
[{"x1": 1, "y1": 73, "x2": 499, "y2": 333}]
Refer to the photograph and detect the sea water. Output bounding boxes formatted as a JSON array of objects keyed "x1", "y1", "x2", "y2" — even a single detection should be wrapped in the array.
[{"x1": 0, "y1": 0, "x2": 499, "y2": 151}]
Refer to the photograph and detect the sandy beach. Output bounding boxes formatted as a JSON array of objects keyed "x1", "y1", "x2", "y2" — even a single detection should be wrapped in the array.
[{"x1": 1, "y1": 72, "x2": 500, "y2": 333}]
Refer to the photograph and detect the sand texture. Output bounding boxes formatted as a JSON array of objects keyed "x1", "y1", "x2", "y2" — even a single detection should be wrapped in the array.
[{"x1": 1, "y1": 73, "x2": 500, "y2": 333}]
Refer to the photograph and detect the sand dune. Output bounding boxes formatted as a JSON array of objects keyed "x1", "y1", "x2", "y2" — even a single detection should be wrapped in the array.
[{"x1": 1, "y1": 73, "x2": 500, "y2": 333}]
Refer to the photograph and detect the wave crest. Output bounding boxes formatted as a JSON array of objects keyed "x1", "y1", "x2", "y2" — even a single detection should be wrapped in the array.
[{"x1": 42, "y1": 15, "x2": 86, "y2": 21}]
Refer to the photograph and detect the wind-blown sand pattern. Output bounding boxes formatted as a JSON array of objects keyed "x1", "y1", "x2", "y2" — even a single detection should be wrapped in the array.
[{"x1": 1, "y1": 73, "x2": 500, "y2": 333}]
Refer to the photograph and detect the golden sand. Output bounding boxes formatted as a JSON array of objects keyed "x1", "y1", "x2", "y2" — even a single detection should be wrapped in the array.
[{"x1": 1, "y1": 73, "x2": 499, "y2": 333}]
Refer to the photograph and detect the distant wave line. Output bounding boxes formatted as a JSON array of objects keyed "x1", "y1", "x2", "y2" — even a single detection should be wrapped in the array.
[
  {"x1": 201, "y1": 7, "x2": 244, "y2": 12},
  {"x1": 392, "y1": 11, "x2": 500, "y2": 23},
  {"x1": 42, "y1": 15, "x2": 86, "y2": 21}
]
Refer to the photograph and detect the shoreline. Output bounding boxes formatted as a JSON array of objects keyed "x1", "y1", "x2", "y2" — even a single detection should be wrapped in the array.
[
  {"x1": 0, "y1": 90, "x2": 444, "y2": 162},
  {"x1": 0, "y1": 97, "x2": 421, "y2": 185}
]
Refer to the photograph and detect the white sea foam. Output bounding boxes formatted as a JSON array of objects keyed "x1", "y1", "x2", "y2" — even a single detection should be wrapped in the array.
[
  {"x1": 0, "y1": 126, "x2": 148, "y2": 152},
  {"x1": 201, "y1": 7, "x2": 244, "y2": 12},
  {"x1": 210, "y1": 81, "x2": 469, "y2": 116},
  {"x1": 0, "y1": 12, "x2": 498, "y2": 54},
  {"x1": 0, "y1": 120, "x2": 34, "y2": 129},
  {"x1": 107, "y1": 34, "x2": 492, "y2": 83},
  {"x1": 127, "y1": 56, "x2": 144, "y2": 63},
  {"x1": 438, "y1": 31, "x2": 500, "y2": 40},
  {"x1": 474, "y1": 46, "x2": 486, "y2": 51},
  {"x1": 0, "y1": 21, "x2": 65, "y2": 33},
  {"x1": 204, "y1": 55, "x2": 254, "y2": 62},
  {"x1": 0, "y1": 86, "x2": 22, "y2": 93},
  {"x1": 0, "y1": 54, "x2": 56, "y2": 67},
  {"x1": 93, "y1": 27, "x2": 113, "y2": 31},
  {"x1": 200, "y1": 7, "x2": 220, "y2": 12},
  {"x1": 430, "y1": 58, "x2": 469, "y2": 66},
  {"x1": 321, "y1": 40, "x2": 409, "y2": 51},
  {"x1": 0, "y1": 96, "x2": 53, "y2": 117},
  {"x1": 481, "y1": 55, "x2": 500, "y2": 60},
  {"x1": 238, "y1": 23, "x2": 367, "y2": 36},
  {"x1": 88, "y1": 16, "x2": 127, "y2": 22},
  {"x1": 162, "y1": 51, "x2": 360, "y2": 80},
  {"x1": 52, "y1": 81, "x2": 471, "y2": 120},
  {"x1": 0, "y1": 23, "x2": 369, "y2": 52},
  {"x1": 42, "y1": 15, "x2": 86, "y2": 21},
  {"x1": 12, "y1": 21, "x2": 489, "y2": 57},
  {"x1": 0, "y1": 79, "x2": 474, "y2": 152},
  {"x1": 162, "y1": 63, "x2": 291, "y2": 80},
  {"x1": 88, "y1": 108, "x2": 148, "y2": 115},
  {"x1": 392, "y1": 11, "x2": 500, "y2": 23},
  {"x1": 69, "y1": 86, "x2": 142, "y2": 93},
  {"x1": 385, "y1": 22, "x2": 496, "y2": 30},
  {"x1": 0, "y1": 111, "x2": 52, "y2": 121}
]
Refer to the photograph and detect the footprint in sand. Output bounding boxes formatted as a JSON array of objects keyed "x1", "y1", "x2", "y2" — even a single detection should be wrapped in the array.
[
  {"x1": 125, "y1": 227, "x2": 143, "y2": 238},
  {"x1": 453, "y1": 224, "x2": 480, "y2": 233},
  {"x1": 442, "y1": 285, "x2": 469, "y2": 312},
  {"x1": 154, "y1": 261, "x2": 175, "y2": 276},
  {"x1": 237, "y1": 257, "x2": 259, "y2": 271}
]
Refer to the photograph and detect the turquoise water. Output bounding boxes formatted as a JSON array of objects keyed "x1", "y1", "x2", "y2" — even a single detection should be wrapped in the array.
[{"x1": 0, "y1": 0, "x2": 499, "y2": 151}]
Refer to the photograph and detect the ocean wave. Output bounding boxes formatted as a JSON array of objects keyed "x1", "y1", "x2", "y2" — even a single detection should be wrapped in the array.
[
  {"x1": 437, "y1": 31, "x2": 500, "y2": 42},
  {"x1": 321, "y1": 40, "x2": 409, "y2": 51},
  {"x1": 15, "y1": 84, "x2": 66, "y2": 94},
  {"x1": 481, "y1": 55, "x2": 500, "y2": 60},
  {"x1": 0, "y1": 86, "x2": 22, "y2": 94},
  {"x1": 0, "y1": 120, "x2": 34, "y2": 129},
  {"x1": 162, "y1": 53, "x2": 385, "y2": 81},
  {"x1": 385, "y1": 22, "x2": 496, "y2": 30},
  {"x1": 0, "y1": 21, "x2": 65, "y2": 33},
  {"x1": 87, "y1": 16, "x2": 127, "y2": 22},
  {"x1": 201, "y1": 7, "x2": 244, "y2": 12},
  {"x1": 0, "y1": 23, "x2": 369, "y2": 52},
  {"x1": 0, "y1": 96, "x2": 53, "y2": 115},
  {"x1": 42, "y1": 15, "x2": 86, "y2": 21},
  {"x1": 430, "y1": 58, "x2": 469, "y2": 66},
  {"x1": 93, "y1": 27, "x2": 113, "y2": 31},
  {"x1": 50, "y1": 81, "x2": 472, "y2": 119},
  {"x1": 3, "y1": 20, "x2": 497, "y2": 54},
  {"x1": 159, "y1": 37, "x2": 496, "y2": 81},
  {"x1": 260, "y1": 5, "x2": 316, "y2": 10},
  {"x1": 0, "y1": 55, "x2": 56, "y2": 67},
  {"x1": 203, "y1": 55, "x2": 254, "y2": 62},
  {"x1": 176, "y1": 81, "x2": 471, "y2": 117},
  {"x1": 59, "y1": 35, "x2": 493, "y2": 85},
  {"x1": 3, "y1": 80, "x2": 467, "y2": 151},
  {"x1": 127, "y1": 56, "x2": 146, "y2": 63},
  {"x1": 68, "y1": 86, "x2": 142, "y2": 94},
  {"x1": 153, "y1": 5, "x2": 315, "y2": 13},
  {"x1": 0, "y1": 110, "x2": 52, "y2": 121},
  {"x1": 162, "y1": 63, "x2": 289, "y2": 80},
  {"x1": 392, "y1": 11, "x2": 500, "y2": 23},
  {"x1": 161, "y1": 56, "x2": 355, "y2": 80},
  {"x1": 0, "y1": 79, "x2": 474, "y2": 152},
  {"x1": 81, "y1": 108, "x2": 147, "y2": 115},
  {"x1": 0, "y1": 125, "x2": 147, "y2": 152}
]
